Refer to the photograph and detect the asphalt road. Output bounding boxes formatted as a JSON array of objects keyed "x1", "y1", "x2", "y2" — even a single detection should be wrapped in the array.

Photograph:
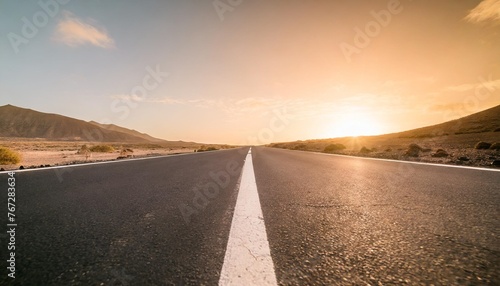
[
  {"x1": 0, "y1": 146, "x2": 499, "y2": 285},
  {"x1": 253, "y1": 147, "x2": 500, "y2": 285},
  {"x1": 0, "y1": 148, "x2": 249, "y2": 285}
]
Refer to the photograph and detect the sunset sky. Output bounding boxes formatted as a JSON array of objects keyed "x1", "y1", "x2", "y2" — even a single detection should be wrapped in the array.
[{"x1": 1, "y1": 0, "x2": 500, "y2": 144}]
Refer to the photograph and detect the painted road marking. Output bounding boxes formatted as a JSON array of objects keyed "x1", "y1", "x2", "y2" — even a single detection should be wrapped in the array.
[
  {"x1": 284, "y1": 148, "x2": 500, "y2": 172},
  {"x1": 219, "y1": 148, "x2": 277, "y2": 286}
]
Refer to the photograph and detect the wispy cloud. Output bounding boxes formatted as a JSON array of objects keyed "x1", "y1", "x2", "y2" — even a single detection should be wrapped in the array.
[
  {"x1": 54, "y1": 11, "x2": 115, "y2": 48},
  {"x1": 111, "y1": 94, "x2": 183, "y2": 104},
  {"x1": 428, "y1": 103, "x2": 465, "y2": 112},
  {"x1": 110, "y1": 93, "x2": 414, "y2": 122},
  {"x1": 382, "y1": 77, "x2": 436, "y2": 88},
  {"x1": 112, "y1": 95, "x2": 295, "y2": 114},
  {"x1": 445, "y1": 78, "x2": 500, "y2": 92},
  {"x1": 465, "y1": 0, "x2": 500, "y2": 25}
]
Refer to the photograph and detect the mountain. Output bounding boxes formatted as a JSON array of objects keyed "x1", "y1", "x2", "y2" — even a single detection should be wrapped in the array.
[
  {"x1": 395, "y1": 104, "x2": 500, "y2": 138},
  {"x1": 268, "y1": 104, "x2": 500, "y2": 151},
  {"x1": 0, "y1": 104, "x2": 165, "y2": 142},
  {"x1": 88, "y1": 121, "x2": 166, "y2": 143}
]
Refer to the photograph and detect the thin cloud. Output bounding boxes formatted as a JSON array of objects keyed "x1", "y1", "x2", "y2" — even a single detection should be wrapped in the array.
[
  {"x1": 382, "y1": 77, "x2": 436, "y2": 88},
  {"x1": 110, "y1": 94, "x2": 324, "y2": 116},
  {"x1": 445, "y1": 78, "x2": 500, "y2": 92},
  {"x1": 465, "y1": 0, "x2": 500, "y2": 25},
  {"x1": 54, "y1": 11, "x2": 115, "y2": 48},
  {"x1": 109, "y1": 92, "x2": 417, "y2": 121},
  {"x1": 110, "y1": 94, "x2": 147, "y2": 102},
  {"x1": 428, "y1": 103, "x2": 465, "y2": 112},
  {"x1": 445, "y1": 83, "x2": 477, "y2": 92}
]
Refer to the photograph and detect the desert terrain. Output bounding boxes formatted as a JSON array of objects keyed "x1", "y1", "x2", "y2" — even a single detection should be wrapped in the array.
[
  {"x1": 268, "y1": 105, "x2": 500, "y2": 168},
  {"x1": 0, "y1": 139, "x2": 232, "y2": 171},
  {"x1": 269, "y1": 132, "x2": 500, "y2": 168},
  {"x1": 0, "y1": 105, "x2": 234, "y2": 171}
]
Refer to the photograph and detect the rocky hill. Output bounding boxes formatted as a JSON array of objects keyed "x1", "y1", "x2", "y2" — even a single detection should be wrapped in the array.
[{"x1": 0, "y1": 104, "x2": 165, "y2": 143}]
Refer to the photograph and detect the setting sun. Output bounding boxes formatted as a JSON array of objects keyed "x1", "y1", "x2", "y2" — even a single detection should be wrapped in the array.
[{"x1": 327, "y1": 112, "x2": 383, "y2": 138}]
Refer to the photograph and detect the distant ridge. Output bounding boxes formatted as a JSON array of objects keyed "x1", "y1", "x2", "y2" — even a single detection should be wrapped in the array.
[
  {"x1": 89, "y1": 121, "x2": 166, "y2": 143},
  {"x1": 0, "y1": 104, "x2": 166, "y2": 142},
  {"x1": 395, "y1": 104, "x2": 500, "y2": 138},
  {"x1": 268, "y1": 104, "x2": 500, "y2": 150}
]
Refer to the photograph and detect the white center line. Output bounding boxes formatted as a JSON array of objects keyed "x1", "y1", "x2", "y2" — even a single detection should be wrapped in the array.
[{"x1": 219, "y1": 148, "x2": 278, "y2": 286}]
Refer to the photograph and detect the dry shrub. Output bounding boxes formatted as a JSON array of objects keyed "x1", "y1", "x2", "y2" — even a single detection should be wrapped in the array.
[
  {"x1": 0, "y1": 147, "x2": 21, "y2": 164},
  {"x1": 405, "y1": 144, "x2": 422, "y2": 157},
  {"x1": 90, "y1": 145, "x2": 115, "y2": 153},
  {"x1": 77, "y1": 145, "x2": 91, "y2": 154},
  {"x1": 490, "y1": 142, "x2": 500, "y2": 150},
  {"x1": 323, "y1": 144, "x2": 346, "y2": 153},
  {"x1": 360, "y1": 146, "x2": 371, "y2": 153},
  {"x1": 475, "y1": 141, "x2": 491, "y2": 150}
]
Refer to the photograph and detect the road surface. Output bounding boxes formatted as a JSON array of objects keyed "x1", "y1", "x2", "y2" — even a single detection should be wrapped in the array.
[{"x1": 0, "y1": 146, "x2": 498, "y2": 285}]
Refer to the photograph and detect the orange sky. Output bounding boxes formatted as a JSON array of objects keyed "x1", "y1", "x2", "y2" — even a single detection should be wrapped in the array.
[{"x1": 2, "y1": 0, "x2": 500, "y2": 144}]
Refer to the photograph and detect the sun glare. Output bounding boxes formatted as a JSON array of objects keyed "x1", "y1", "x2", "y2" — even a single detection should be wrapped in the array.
[{"x1": 327, "y1": 112, "x2": 383, "y2": 138}]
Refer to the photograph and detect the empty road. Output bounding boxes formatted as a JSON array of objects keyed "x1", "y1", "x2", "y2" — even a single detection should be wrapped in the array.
[{"x1": 1, "y1": 147, "x2": 499, "y2": 285}]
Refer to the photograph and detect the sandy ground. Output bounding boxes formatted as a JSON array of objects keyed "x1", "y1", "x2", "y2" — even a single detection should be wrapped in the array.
[
  {"x1": 340, "y1": 148, "x2": 500, "y2": 167},
  {"x1": 0, "y1": 148, "x2": 195, "y2": 171},
  {"x1": 268, "y1": 132, "x2": 500, "y2": 168}
]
